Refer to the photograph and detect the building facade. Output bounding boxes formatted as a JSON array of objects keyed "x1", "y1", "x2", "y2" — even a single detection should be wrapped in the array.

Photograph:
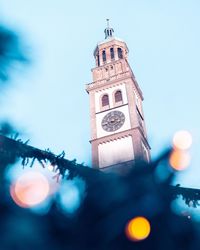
[{"x1": 86, "y1": 21, "x2": 150, "y2": 173}]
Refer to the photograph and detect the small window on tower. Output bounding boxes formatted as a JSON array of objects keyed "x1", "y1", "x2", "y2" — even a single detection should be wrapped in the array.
[
  {"x1": 102, "y1": 94, "x2": 109, "y2": 108},
  {"x1": 97, "y1": 55, "x2": 100, "y2": 66},
  {"x1": 117, "y1": 48, "x2": 123, "y2": 59},
  {"x1": 115, "y1": 90, "x2": 123, "y2": 104},
  {"x1": 110, "y1": 48, "x2": 114, "y2": 60},
  {"x1": 102, "y1": 50, "x2": 106, "y2": 62}
]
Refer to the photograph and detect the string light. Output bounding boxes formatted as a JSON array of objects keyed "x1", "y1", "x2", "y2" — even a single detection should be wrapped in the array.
[
  {"x1": 169, "y1": 130, "x2": 192, "y2": 171},
  {"x1": 169, "y1": 149, "x2": 191, "y2": 171},
  {"x1": 173, "y1": 130, "x2": 192, "y2": 150},
  {"x1": 10, "y1": 171, "x2": 49, "y2": 208},
  {"x1": 125, "y1": 216, "x2": 151, "y2": 241}
]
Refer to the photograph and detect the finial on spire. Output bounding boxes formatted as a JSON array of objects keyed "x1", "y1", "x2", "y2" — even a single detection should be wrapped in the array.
[
  {"x1": 106, "y1": 19, "x2": 110, "y2": 28},
  {"x1": 104, "y1": 19, "x2": 114, "y2": 39}
]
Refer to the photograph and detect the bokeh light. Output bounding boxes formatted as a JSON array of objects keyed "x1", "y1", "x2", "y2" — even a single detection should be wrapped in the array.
[
  {"x1": 173, "y1": 130, "x2": 192, "y2": 150},
  {"x1": 169, "y1": 149, "x2": 191, "y2": 171},
  {"x1": 58, "y1": 178, "x2": 85, "y2": 215},
  {"x1": 10, "y1": 171, "x2": 50, "y2": 208},
  {"x1": 125, "y1": 216, "x2": 151, "y2": 241},
  {"x1": 47, "y1": 164, "x2": 54, "y2": 172}
]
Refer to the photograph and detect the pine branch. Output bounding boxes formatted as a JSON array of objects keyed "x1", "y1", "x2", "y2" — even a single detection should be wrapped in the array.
[
  {"x1": 0, "y1": 134, "x2": 101, "y2": 180},
  {"x1": 171, "y1": 185, "x2": 200, "y2": 207},
  {"x1": 0, "y1": 134, "x2": 200, "y2": 207}
]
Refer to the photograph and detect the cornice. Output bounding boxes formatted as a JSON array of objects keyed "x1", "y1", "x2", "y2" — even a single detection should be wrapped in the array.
[
  {"x1": 86, "y1": 75, "x2": 144, "y2": 102},
  {"x1": 90, "y1": 127, "x2": 137, "y2": 144},
  {"x1": 95, "y1": 103, "x2": 128, "y2": 115},
  {"x1": 90, "y1": 126, "x2": 151, "y2": 149},
  {"x1": 85, "y1": 72, "x2": 131, "y2": 93},
  {"x1": 86, "y1": 59, "x2": 144, "y2": 100}
]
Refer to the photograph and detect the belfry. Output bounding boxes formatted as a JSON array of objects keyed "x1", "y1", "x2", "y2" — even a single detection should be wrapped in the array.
[{"x1": 86, "y1": 20, "x2": 150, "y2": 173}]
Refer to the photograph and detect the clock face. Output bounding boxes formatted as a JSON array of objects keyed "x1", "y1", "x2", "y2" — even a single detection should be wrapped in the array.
[{"x1": 101, "y1": 110, "x2": 125, "y2": 132}]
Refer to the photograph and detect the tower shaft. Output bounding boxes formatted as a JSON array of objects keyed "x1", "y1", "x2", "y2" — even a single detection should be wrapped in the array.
[{"x1": 86, "y1": 22, "x2": 150, "y2": 173}]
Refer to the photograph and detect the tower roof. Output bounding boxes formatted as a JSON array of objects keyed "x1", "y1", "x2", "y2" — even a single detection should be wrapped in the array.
[
  {"x1": 94, "y1": 20, "x2": 128, "y2": 56},
  {"x1": 104, "y1": 19, "x2": 114, "y2": 39},
  {"x1": 100, "y1": 19, "x2": 125, "y2": 45}
]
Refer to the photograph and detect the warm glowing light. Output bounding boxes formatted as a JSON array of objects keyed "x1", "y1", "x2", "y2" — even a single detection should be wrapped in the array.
[
  {"x1": 125, "y1": 217, "x2": 151, "y2": 241},
  {"x1": 10, "y1": 171, "x2": 49, "y2": 208},
  {"x1": 173, "y1": 130, "x2": 192, "y2": 150},
  {"x1": 169, "y1": 149, "x2": 190, "y2": 171}
]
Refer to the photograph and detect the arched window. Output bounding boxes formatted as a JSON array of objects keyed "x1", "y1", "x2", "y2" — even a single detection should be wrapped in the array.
[
  {"x1": 115, "y1": 90, "x2": 123, "y2": 103},
  {"x1": 102, "y1": 50, "x2": 106, "y2": 62},
  {"x1": 110, "y1": 48, "x2": 114, "y2": 60},
  {"x1": 102, "y1": 94, "x2": 109, "y2": 107},
  {"x1": 117, "y1": 48, "x2": 123, "y2": 59}
]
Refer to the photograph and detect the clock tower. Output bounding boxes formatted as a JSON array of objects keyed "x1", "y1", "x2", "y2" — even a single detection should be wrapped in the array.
[{"x1": 86, "y1": 20, "x2": 150, "y2": 173}]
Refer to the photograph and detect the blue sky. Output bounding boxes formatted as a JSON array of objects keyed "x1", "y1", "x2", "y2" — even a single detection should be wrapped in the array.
[{"x1": 0, "y1": 0, "x2": 199, "y2": 187}]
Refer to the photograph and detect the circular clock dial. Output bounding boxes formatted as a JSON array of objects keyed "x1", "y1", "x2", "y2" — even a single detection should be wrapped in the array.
[{"x1": 101, "y1": 110, "x2": 125, "y2": 132}]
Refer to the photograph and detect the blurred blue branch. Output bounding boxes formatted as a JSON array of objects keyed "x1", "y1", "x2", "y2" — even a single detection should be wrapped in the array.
[{"x1": 0, "y1": 25, "x2": 28, "y2": 83}]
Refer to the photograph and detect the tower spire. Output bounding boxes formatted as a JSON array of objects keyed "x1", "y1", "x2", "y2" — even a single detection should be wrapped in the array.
[{"x1": 104, "y1": 19, "x2": 114, "y2": 39}]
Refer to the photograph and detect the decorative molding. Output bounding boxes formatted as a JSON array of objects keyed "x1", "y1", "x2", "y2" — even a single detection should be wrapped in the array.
[
  {"x1": 90, "y1": 127, "x2": 139, "y2": 145},
  {"x1": 86, "y1": 71, "x2": 131, "y2": 92}
]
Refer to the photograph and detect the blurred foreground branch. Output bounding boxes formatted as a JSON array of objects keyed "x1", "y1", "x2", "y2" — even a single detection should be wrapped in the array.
[
  {"x1": 0, "y1": 134, "x2": 200, "y2": 206},
  {"x1": 0, "y1": 25, "x2": 28, "y2": 83},
  {"x1": 0, "y1": 134, "x2": 200, "y2": 249}
]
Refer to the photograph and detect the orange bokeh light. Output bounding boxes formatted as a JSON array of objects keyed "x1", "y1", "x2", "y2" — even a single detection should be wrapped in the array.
[
  {"x1": 173, "y1": 130, "x2": 192, "y2": 150},
  {"x1": 125, "y1": 216, "x2": 151, "y2": 242},
  {"x1": 169, "y1": 149, "x2": 190, "y2": 171},
  {"x1": 10, "y1": 171, "x2": 50, "y2": 208}
]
